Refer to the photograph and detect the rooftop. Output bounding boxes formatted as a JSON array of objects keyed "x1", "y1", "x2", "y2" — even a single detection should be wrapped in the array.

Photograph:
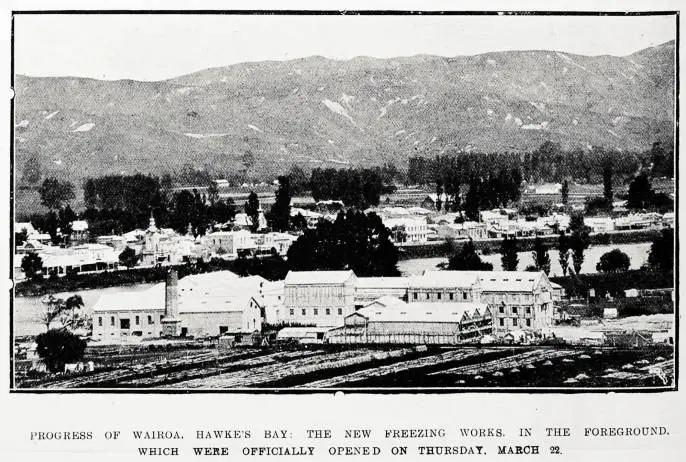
[
  {"x1": 409, "y1": 271, "x2": 481, "y2": 289},
  {"x1": 354, "y1": 301, "x2": 489, "y2": 323},
  {"x1": 356, "y1": 277, "x2": 410, "y2": 289},
  {"x1": 285, "y1": 270, "x2": 355, "y2": 285}
]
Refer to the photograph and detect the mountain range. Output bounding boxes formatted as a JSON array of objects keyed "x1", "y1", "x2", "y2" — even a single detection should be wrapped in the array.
[{"x1": 14, "y1": 40, "x2": 675, "y2": 185}]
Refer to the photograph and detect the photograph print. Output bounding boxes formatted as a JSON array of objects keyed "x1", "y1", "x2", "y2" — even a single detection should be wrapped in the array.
[{"x1": 11, "y1": 11, "x2": 677, "y2": 391}]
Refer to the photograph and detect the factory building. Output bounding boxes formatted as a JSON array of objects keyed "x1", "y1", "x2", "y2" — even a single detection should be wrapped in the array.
[
  {"x1": 327, "y1": 299, "x2": 493, "y2": 345},
  {"x1": 92, "y1": 270, "x2": 263, "y2": 342},
  {"x1": 355, "y1": 277, "x2": 410, "y2": 306},
  {"x1": 282, "y1": 270, "x2": 357, "y2": 327},
  {"x1": 407, "y1": 272, "x2": 482, "y2": 303}
]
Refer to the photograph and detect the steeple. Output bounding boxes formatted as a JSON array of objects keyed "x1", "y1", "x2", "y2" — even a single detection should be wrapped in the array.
[{"x1": 147, "y1": 211, "x2": 158, "y2": 232}]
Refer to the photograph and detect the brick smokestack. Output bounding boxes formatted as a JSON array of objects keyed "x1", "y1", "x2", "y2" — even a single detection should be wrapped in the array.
[{"x1": 165, "y1": 269, "x2": 179, "y2": 319}]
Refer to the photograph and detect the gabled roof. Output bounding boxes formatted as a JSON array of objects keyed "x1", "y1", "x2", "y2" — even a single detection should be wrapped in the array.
[
  {"x1": 354, "y1": 301, "x2": 488, "y2": 323},
  {"x1": 285, "y1": 270, "x2": 355, "y2": 285},
  {"x1": 356, "y1": 277, "x2": 410, "y2": 289},
  {"x1": 363, "y1": 296, "x2": 407, "y2": 308},
  {"x1": 409, "y1": 271, "x2": 481, "y2": 289}
]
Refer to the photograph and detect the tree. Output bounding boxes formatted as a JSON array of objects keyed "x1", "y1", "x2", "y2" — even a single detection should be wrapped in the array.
[
  {"x1": 269, "y1": 176, "x2": 291, "y2": 232},
  {"x1": 447, "y1": 239, "x2": 493, "y2": 271},
  {"x1": 557, "y1": 232, "x2": 571, "y2": 276},
  {"x1": 58, "y1": 205, "x2": 77, "y2": 245},
  {"x1": 15, "y1": 229, "x2": 28, "y2": 247},
  {"x1": 35, "y1": 329, "x2": 87, "y2": 372},
  {"x1": 38, "y1": 177, "x2": 75, "y2": 210},
  {"x1": 435, "y1": 181, "x2": 444, "y2": 212},
  {"x1": 648, "y1": 228, "x2": 674, "y2": 272},
  {"x1": 500, "y1": 236, "x2": 519, "y2": 271},
  {"x1": 561, "y1": 179, "x2": 569, "y2": 205},
  {"x1": 602, "y1": 160, "x2": 613, "y2": 204},
  {"x1": 21, "y1": 252, "x2": 43, "y2": 280},
  {"x1": 288, "y1": 165, "x2": 309, "y2": 196},
  {"x1": 206, "y1": 181, "x2": 219, "y2": 205},
  {"x1": 37, "y1": 294, "x2": 86, "y2": 333},
  {"x1": 627, "y1": 173, "x2": 654, "y2": 210},
  {"x1": 532, "y1": 236, "x2": 551, "y2": 275},
  {"x1": 290, "y1": 213, "x2": 308, "y2": 232},
  {"x1": 286, "y1": 210, "x2": 400, "y2": 277},
  {"x1": 464, "y1": 177, "x2": 481, "y2": 221},
  {"x1": 569, "y1": 214, "x2": 590, "y2": 275},
  {"x1": 118, "y1": 246, "x2": 138, "y2": 269},
  {"x1": 596, "y1": 249, "x2": 631, "y2": 273},
  {"x1": 244, "y1": 191, "x2": 260, "y2": 233}
]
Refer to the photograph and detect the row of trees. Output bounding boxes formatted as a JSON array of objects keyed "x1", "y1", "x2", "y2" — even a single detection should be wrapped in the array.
[
  {"x1": 408, "y1": 141, "x2": 672, "y2": 186},
  {"x1": 309, "y1": 167, "x2": 396, "y2": 208}
]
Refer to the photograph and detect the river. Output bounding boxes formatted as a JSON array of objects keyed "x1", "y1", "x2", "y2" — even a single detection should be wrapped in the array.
[{"x1": 397, "y1": 243, "x2": 651, "y2": 277}]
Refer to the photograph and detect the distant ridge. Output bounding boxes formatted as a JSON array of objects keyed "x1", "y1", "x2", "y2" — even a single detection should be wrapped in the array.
[{"x1": 14, "y1": 40, "x2": 675, "y2": 183}]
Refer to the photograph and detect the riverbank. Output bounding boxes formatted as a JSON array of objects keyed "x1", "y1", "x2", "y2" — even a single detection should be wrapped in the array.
[
  {"x1": 15, "y1": 256, "x2": 288, "y2": 297},
  {"x1": 397, "y1": 229, "x2": 661, "y2": 260}
]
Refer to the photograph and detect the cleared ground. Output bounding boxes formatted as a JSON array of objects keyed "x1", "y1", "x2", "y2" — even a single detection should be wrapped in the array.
[{"x1": 20, "y1": 344, "x2": 674, "y2": 390}]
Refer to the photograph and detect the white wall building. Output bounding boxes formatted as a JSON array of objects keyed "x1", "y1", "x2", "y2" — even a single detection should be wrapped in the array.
[
  {"x1": 92, "y1": 270, "x2": 263, "y2": 341},
  {"x1": 283, "y1": 270, "x2": 357, "y2": 327}
]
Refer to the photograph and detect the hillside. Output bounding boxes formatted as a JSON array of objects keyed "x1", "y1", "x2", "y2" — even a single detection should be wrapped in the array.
[{"x1": 14, "y1": 41, "x2": 675, "y2": 186}]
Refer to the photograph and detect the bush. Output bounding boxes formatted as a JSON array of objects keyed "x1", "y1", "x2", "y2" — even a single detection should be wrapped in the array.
[
  {"x1": 596, "y1": 249, "x2": 631, "y2": 273},
  {"x1": 35, "y1": 329, "x2": 87, "y2": 372}
]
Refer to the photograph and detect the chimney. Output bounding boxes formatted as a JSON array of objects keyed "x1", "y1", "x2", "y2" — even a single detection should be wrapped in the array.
[{"x1": 165, "y1": 269, "x2": 179, "y2": 319}]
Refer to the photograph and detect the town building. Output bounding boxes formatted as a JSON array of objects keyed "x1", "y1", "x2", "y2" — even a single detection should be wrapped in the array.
[
  {"x1": 92, "y1": 270, "x2": 263, "y2": 341},
  {"x1": 383, "y1": 216, "x2": 429, "y2": 244},
  {"x1": 96, "y1": 235, "x2": 127, "y2": 252},
  {"x1": 584, "y1": 216, "x2": 615, "y2": 234},
  {"x1": 204, "y1": 230, "x2": 255, "y2": 258},
  {"x1": 17, "y1": 243, "x2": 120, "y2": 278},
  {"x1": 139, "y1": 215, "x2": 198, "y2": 265},
  {"x1": 70, "y1": 220, "x2": 90, "y2": 243},
  {"x1": 282, "y1": 270, "x2": 357, "y2": 327},
  {"x1": 435, "y1": 222, "x2": 488, "y2": 240}
]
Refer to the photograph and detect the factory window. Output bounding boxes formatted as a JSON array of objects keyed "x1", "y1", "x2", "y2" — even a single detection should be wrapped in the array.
[
  {"x1": 413, "y1": 292, "x2": 418, "y2": 300},
  {"x1": 98, "y1": 317, "x2": 102, "y2": 327},
  {"x1": 289, "y1": 309, "x2": 294, "y2": 316},
  {"x1": 437, "y1": 293, "x2": 442, "y2": 300},
  {"x1": 301, "y1": 309, "x2": 306, "y2": 316},
  {"x1": 135, "y1": 316, "x2": 140, "y2": 325},
  {"x1": 338, "y1": 308, "x2": 343, "y2": 315},
  {"x1": 148, "y1": 315, "x2": 154, "y2": 325},
  {"x1": 526, "y1": 319, "x2": 531, "y2": 327},
  {"x1": 110, "y1": 316, "x2": 115, "y2": 326},
  {"x1": 326, "y1": 308, "x2": 331, "y2": 315},
  {"x1": 449, "y1": 293, "x2": 454, "y2": 301},
  {"x1": 314, "y1": 309, "x2": 319, "y2": 315},
  {"x1": 499, "y1": 318, "x2": 504, "y2": 326}
]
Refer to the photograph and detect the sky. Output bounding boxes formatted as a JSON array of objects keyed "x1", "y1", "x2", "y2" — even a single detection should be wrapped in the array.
[{"x1": 14, "y1": 13, "x2": 677, "y2": 81}]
